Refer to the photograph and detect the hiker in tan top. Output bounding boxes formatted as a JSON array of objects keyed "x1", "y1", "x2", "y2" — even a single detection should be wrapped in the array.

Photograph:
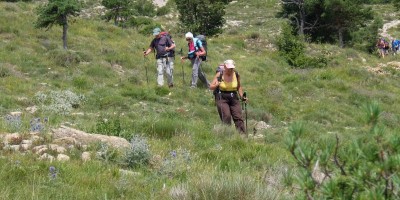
[{"x1": 209, "y1": 59, "x2": 247, "y2": 133}]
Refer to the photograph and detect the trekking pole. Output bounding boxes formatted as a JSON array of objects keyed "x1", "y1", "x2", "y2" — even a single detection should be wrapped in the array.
[
  {"x1": 179, "y1": 48, "x2": 185, "y2": 84},
  {"x1": 243, "y1": 91, "x2": 248, "y2": 135},
  {"x1": 143, "y1": 48, "x2": 149, "y2": 84}
]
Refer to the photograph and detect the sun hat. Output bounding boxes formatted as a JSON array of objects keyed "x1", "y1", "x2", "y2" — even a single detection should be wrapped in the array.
[
  {"x1": 224, "y1": 59, "x2": 235, "y2": 69},
  {"x1": 185, "y1": 32, "x2": 194, "y2": 39},
  {"x1": 153, "y1": 27, "x2": 161, "y2": 36}
]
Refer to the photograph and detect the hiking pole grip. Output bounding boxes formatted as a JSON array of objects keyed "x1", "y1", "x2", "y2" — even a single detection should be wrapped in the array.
[{"x1": 242, "y1": 91, "x2": 247, "y2": 102}]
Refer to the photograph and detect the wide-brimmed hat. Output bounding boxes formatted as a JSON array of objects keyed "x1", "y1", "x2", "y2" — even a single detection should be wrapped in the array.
[
  {"x1": 224, "y1": 59, "x2": 235, "y2": 68},
  {"x1": 153, "y1": 27, "x2": 161, "y2": 36}
]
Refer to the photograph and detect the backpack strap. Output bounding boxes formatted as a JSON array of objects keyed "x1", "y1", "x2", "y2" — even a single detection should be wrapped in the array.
[{"x1": 193, "y1": 38, "x2": 202, "y2": 51}]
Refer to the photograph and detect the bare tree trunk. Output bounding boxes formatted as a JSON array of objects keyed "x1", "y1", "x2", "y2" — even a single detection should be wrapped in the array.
[
  {"x1": 62, "y1": 15, "x2": 68, "y2": 50},
  {"x1": 299, "y1": 7, "x2": 305, "y2": 36},
  {"x1": 114, "y1": 8, "x2": 119, "y2": 26},
  {"x1": 338, "y1": 28, "x2": 344, "y2": 48}
]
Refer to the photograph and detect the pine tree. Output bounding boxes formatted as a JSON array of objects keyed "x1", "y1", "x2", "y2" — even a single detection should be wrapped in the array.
[
  {"x1": 35, "y1": 0, "x2": 81, "y2": 50},
  {"x1": 101, "y1": 0, "x2": 133, "y2": 26},
  {"x1": 175, "y1": 0, "x2": 229, "y2": 36}
]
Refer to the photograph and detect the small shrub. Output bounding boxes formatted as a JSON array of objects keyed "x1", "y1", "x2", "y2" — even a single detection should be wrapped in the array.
[
  {"x1": 4, "y1": 114, "x2": 22, "y2": 133},
  {"x1": 35, "y1": 90, "x2": 85, "y2": 115},
  {"x1": 159, "y1": 149, "x2": 192, "y2": 180},
  {"x1": 127, "y1": 75, "x2": 141, "y2": 85},
  {"x1": 124, "y1": 135, "x2": 151, "y2": 168},
  {"x1": 156, "y1": 6, "x2": 170, "y2": 16},
  {"x1": 155, "y1": 86, "x2": 170, "y2": 96},
  {"x1": 212, "y1": 124, "x2": 238, "y2": 137},
  {"x1": 277, "y1": 23, "x2": 327, "y2": 68},
  {"x1": 72, "y1": 76, "x2": 89, "y2": 89},
  {"x1": 147, "y1": 118, "x2": 185, "y2": 139},
  {"x1": 48, "y1": 49, "x2": 81, "y2": 67},
  {"x1": 247, "y1": 32, "x2": 260, "y2": 40},
  {"x1": 30, "y1": 117, "x2": 48, "y2": 133},
  {"x1": 227, "y1": 29, "x2": 239, "y2": 35},
  {"x1": 0, "y1": 66, "x2": 11, "y2": 78},
  {"x1": 98, "y1": 95, "x2": 128, "y2": 109},
  {"x1": 96, "y1": 143, "x2": 119, "y2": 163},
  {"x1": 94, "y1": 116, "x2": 122, "y2": 136}
]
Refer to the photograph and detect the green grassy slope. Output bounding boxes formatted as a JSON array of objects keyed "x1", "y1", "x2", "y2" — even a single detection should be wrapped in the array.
[{"x1": 0, "y1": 0, "x2": 400, "y2": 199}]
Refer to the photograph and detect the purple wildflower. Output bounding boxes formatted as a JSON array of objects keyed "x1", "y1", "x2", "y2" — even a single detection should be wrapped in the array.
[
  {"x1": 171, "y1": 150, "x2": 177, "y2": 158},
  {"x1": 49, "y1": 166, "x2": 57, "y2": 180}
]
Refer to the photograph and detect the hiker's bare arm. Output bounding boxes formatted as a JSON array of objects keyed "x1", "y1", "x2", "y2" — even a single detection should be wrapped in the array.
[
  {"x1": 143, "y1": 48, "x2": 152, "y2": 56},
  {"x1": 209, "y1": 72, "x2": 221, "y2": 90},
  {"x1": 166, "y1": 43, "x2": 176, "y2": 51},
  {"x1": 195, "y1": 47, "x2": 206, "y2": 57},
  {"x1": 237, "y1": 76, "x2": 247, "y2": 102}
]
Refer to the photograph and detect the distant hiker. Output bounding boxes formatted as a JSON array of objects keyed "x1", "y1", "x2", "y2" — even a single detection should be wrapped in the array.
[
  {"x1": 143, "y1": 27, "x2": 176, "y2": 87},
  {"x1": 180, "y1": 32, "x2": 210, "y2": 88},
  {"x1": 384, "y1": 39, "x2": 390, "y2": 55},
  {"x1": 209, "y1": 59, "x2": 247, "y2": 133},
  {"x1": 392, "y1": 39, "x2": 400, "y2": 55},
  {"x1": 376, "y1": 38, "x2": 386, "y2": 58}
]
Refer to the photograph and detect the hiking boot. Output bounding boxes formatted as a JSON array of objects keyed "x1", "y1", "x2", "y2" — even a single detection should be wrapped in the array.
[{"x1": 168, "y1": 83, "x2": 174, "y2": 88}]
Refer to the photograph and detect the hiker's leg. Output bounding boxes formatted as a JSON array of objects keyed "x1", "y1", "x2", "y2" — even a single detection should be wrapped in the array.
[
  {"x1": 156, "y1": 58, "x2": 165, "y2": 86},
  {"x1": 218, "y1": 95, "x2": 232, "y2": 125},
  {"x1": 230, "y1": 97, "x2": 245, "y2": 133},
  {"x1": 191, "y1": 59, "x2": 200, "y2": 87},
  {"x1": 215, "y1": 96, "x2": 223, "y2": 121},
  {"x1": 197, "y1": 61, "x2": 210, "y2": 88},
  {"x1": 166, "y1": 56, "x2": 174, "y2": 86}
]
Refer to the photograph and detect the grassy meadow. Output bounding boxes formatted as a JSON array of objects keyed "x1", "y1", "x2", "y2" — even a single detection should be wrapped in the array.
[{"x1": 1, "y1": 0, "x2": 400, "y2": 199}]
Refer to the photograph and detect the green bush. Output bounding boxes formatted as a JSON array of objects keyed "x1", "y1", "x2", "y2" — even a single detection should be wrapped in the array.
[
  {"x1": 286, "y1": 102, "x2": 400, "y2": 199},
  {"x1": 277, "y1": 23, "x2": 327, "y2": 68},
  {"x1": 148, "y1": 118, "x2": 186, "y2": 139},
  {"x1": 94, "y1": 115, "x2": 122, "y2": 136},
  {"x1": 156, "y1": 6, "x2": 170, "y2": 16},
  {"x1": 48, "y1": 49, "x2": 81, "y2": 67},
  {"x1": 124, "y1": 135, "x2": 151, "y2": 168},
  {"x1": 72, "y1": 76, "x2": 89, "y2": 90},
  {"x1": 0, "y1": 66, "x2": 10, "y2": 77}
]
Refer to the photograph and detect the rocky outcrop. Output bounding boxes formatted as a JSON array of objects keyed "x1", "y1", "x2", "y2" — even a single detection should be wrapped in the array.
[{"x1": 51, "y1": 125, "x2": 131, "y2": 149}]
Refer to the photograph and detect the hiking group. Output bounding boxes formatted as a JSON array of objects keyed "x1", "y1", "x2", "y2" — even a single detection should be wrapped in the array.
[
  {"x1": 143, "y1": 27, "x2": 248, "y2": 134},
  {"x1": 376, "y1": 37, "x2": 400, "y2": 58}
]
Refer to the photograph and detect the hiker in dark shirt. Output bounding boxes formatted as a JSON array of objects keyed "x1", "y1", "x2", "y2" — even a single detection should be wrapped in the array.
[{"x1": 144, "y1": 27, "x2": 176, "y2": 87}]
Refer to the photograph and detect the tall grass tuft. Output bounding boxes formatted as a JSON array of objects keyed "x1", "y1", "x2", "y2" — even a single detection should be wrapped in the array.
[
  {"x1": 176, "y1": 173, "x2": 271, "y2": 200},
  {"x1": 142, "y1": 118, "x2": 186, "y2": 139}
]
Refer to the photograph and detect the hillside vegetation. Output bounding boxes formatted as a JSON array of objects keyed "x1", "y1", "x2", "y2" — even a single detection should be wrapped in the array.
[{"x1": 1, "y1": 0, "x2": 400, "y2": 199}]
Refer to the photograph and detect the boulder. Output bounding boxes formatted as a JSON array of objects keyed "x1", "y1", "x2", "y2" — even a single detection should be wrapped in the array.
[{"x1": 51, "y1": 126, "x2": 130, "y2": 149}]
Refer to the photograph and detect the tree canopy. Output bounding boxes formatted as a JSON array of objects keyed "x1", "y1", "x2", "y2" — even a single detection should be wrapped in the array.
[
  {"x1": 175, "y1": 0, "x2": 230, "y2": 36},
  {"x1": 280, "y1": 0, "x2": 376, "y2": 48}
]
